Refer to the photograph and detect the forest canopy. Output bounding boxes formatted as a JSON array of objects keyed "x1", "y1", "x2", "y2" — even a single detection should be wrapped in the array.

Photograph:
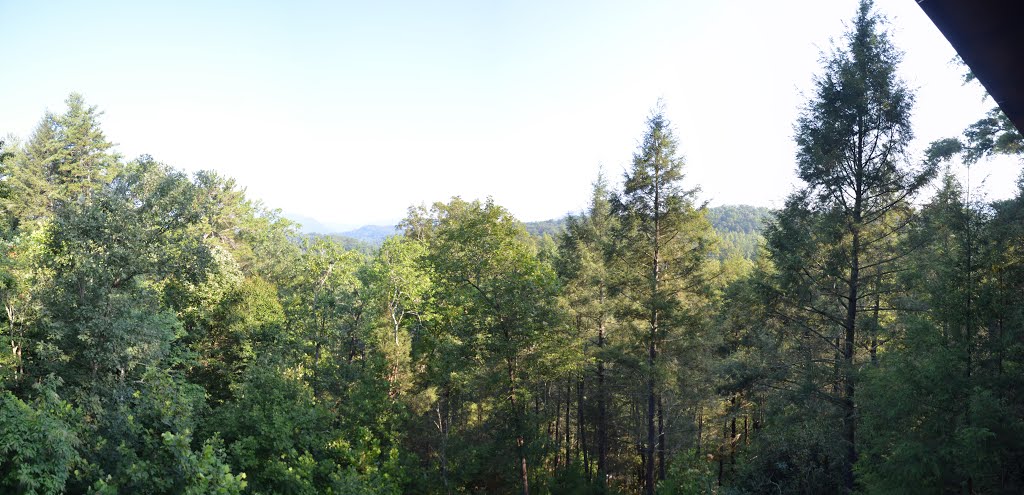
[{"x1": 2, "y1": 1, "x2": 1024, "y2": 494}]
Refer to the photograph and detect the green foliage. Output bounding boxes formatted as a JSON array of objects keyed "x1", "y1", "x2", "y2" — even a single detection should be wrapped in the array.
[
  {"x1": 36, "y1": 157, "x2": 206, "y2": 386},
  {"x1": 705, "y1": 205, "x2": 771, "y2": 236},
  {"x1": 209, "y1": 364, "x2": 399, "y2": 495},
  {"x1": 523, "y1": 218, "x2": 567, "y2": 239},
  {"x1": 761, "y1": 2, "x2": 936, "y2": 491},
  {"x1": 927, "y1": 61, "x2": 1023, "y2": 166},
  {"x1": 656, "y1": 451, "x2": 715, "y2": 495},
  {"x1": 0, "y1": 381, "x2": 79, "y2": 495},
  {"x1": 0, "y1": 140, "x2": 13, "y2": 233},
  {"x1": 705, "y1": 205, "x2": 771, "y2": 261},
  {"x1": 410, "y1": 197, "x2": 562, "y2": 492},
  {"x1": 856, "y1": 174, "x2": 1024, "y2": 494},
  {"x1": 161, "y1": 432, "x2": 247, "y2": 495},
  {"x1": 362, "y1": 236, "x2": 430, "y2": 399}
]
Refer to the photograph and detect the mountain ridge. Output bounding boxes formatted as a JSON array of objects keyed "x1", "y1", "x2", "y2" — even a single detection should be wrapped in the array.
[{"x1": 292, "y1": 205, "x2": 772, "y2": 248}]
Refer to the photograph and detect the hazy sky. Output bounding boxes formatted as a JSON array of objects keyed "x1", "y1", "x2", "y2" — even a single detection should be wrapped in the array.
[{"x1": 1, "y1": 0, "x2": 1019, "y2": 229}]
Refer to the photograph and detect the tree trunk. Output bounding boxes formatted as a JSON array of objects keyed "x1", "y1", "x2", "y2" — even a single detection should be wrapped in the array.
[
  {"x1": 438, "y1": 388, "x2": 451, "y2": 495},
  {"x1": 870, "y1": 266, "x2": 881, "y2": 366},
  {"x1": 554, "y1": 392, "x2": 562, "y2": 468},
  {"x1": 645, "y1": 338, "x2": 657, "y2": 495},
  {"x1": 658, "y1": 396, "x2": 666, "y2": 481},
  {"x1": 508, "y1": 358, "x2": 529, "y2": 495},
  {"x1": 645, "y1": 156, "x2": 662, "y2": 495},
  {"x1": 842, "y1": 224, "x2": 860, "y2": 493},
  {"x1": 517, "y1": 435, "x2": 529, "y2": 495},
  {"x1": 730, "y1": 416, "x2": 737, "y2": 468},
  {"x1": 696, "y1": 406, "x2": 703, "y2": 456},
  {"x1": 578, "y1": 378, "x2": 589, "y2": 479},
  {"x1": 717, "y1": 421, "x2": 725, "y2": 487},
  {"x1": 597, "y1": 316, "x2": 608, "y2": 483},
  {"x1": 566, "y1": 381, "x2": 572, "y2": 466},
  {"x1": 638, "y1": 442, "x2": 646, "y2": 491}
]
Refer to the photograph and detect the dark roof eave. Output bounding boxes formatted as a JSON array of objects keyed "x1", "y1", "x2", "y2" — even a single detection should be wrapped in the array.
[{"x1": 916, "y1": 0, "x2": 1024, "y2": 134}]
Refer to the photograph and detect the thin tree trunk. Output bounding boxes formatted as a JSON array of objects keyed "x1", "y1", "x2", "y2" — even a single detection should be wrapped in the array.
[
  {"x1": 438, "y1": 388, "x2": 451, "y2": 495},
  {"x1": 597, "y1": 315, "x2": 608, "y2": 484},
  {"x1": 517, "y1": 435, "x2": 529, "y2": 495},
  {"x1": 841, "y1": 218, "x2": 861, "y2": 493},
  {"x1": 965, "y1": 194, "x2": 974, "y2": 495},
  {"x1": 731, "y1": 410, "x2": 737, "y2": 467},
  {"x1": 696, "y1": 406, "x2": 703, "y2": 456},
  {"x1": 566, "y1": 381, "x2": 572, "y2": 466},
  {"x1": 638, "y1": 442, "x2": 647, "y2": 492},
  {"x1": 578, "y1": 378, "x2": 589, "y2": 479},
  {"x1": 717, "y1": 421, "x2": 725, "y2": 487},
  {"x1": 645, "y1": 339, "x2": 657, "y2": 495},
  {"x1": 645, "y1": 158, "x2": 662, "y2": 495},
  {"x1": 744, "y1": 415, "x2": 748, "y2": 446},
  {"x1": 658, "y1": 396, "x2": 666, "y2": 481},
  {"x1": 554, "y1": 392, "x2": 562, "y2": 468},
  {"x1": 508, "y1": 358, "x2": 529, "y2": 495}
]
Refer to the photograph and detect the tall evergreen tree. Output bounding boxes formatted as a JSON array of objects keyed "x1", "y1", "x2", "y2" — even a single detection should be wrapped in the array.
[
  {"x1": 613, "y1": 104, "x2": 716, "y2": 495},
  {"x1": 764, "y1": 1, "x2": 935, "y2": 491},
  {"x1": 50, "y1": 93, "x2": 116, "y2": 203},
  {"x1": 4, "y1": 94, "x2": 116, "y2": 227},
  {"x1": 558, "y1": 171, "x2": 619, "y2": 486}
]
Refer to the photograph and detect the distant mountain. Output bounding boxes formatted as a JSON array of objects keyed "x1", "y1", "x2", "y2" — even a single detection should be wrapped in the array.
[
  {"x1": 286, "y1": 213, "x2": 333, "y2": 234},
  {"x1": 338, "y1": 225, "x2": 400, "y2": 245},
  {"x1": 292, "y1": 205, "x2": 773, "y2": 257},
  {"x1": 706, "y1": 205, "x2": 773, "y2": 260},
  {"x1": 523, "y1": 218, "x2": 567, "y2": 238},
  {"x1": 518, "y1": 205, "x2": 772, "y2": 238},
  {"x1": 705, "y1": 205, "x2": 773, "y2": 235},
  {"x1": 284, "y1": 212, "x2": 360, "y2": 235}
]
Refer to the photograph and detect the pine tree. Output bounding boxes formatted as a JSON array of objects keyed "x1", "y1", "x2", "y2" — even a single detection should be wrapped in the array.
[
  {"x1": 764, "y1": 1, "x2": 935, "y2": 490},
  {"x1": 613, "y1": 104, "x2": 716, "y2": 495},
  {"x1": 558, "y1": 171, "x2": 619, "y2": 485},
  {"x1": 4, "y1": 94, "x2": 116, "y2": 226},
  {"x1": 50, "y1": 93, "x2": 116, "y2": 203}
]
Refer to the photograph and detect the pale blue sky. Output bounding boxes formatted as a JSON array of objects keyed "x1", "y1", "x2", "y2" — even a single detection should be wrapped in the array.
[{"x1": 1, "y1": 0, "x2": 1018, "y2": 229}]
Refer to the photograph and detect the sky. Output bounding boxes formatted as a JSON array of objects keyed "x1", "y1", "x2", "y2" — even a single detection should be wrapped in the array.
[{"x1": 1, "y1": 0, "x2": 1020, "y2": 230}]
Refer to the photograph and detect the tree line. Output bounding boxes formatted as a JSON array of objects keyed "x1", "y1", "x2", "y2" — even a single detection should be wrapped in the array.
[{"x1": 2, "y1": 1, "x2": 1023, "y2": 493}]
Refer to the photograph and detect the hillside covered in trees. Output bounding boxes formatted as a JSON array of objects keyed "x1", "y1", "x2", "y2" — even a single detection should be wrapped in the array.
[
  {"x1": 2, "y1": 2, "x2": 1024, "y2": 494},
  {"x1": 320, "y1": 205, "x2": 770, "y2": 262}
]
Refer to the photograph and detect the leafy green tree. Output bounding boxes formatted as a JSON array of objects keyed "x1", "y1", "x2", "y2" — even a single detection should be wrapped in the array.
[
  {"x1": 362, "y1": 236, "x2": 431, "y2": 400},
  {"x1": 159, "y1": 431, "x2": 247, "y2": 495},
  {"x1": 188, "y1": 271, "x2": 285, "y2": 405},
  {"x1": 281, "y1": 236, "x2": 365, "y2": 395},
  {"x1": 5, "y1": 155, "x2": 255, "y2": 492},
  {"x1": 0, "y1": 140, "x2": 13, "y2": 232},
  {"x1": 34, "y1": 157, "x2": 207, "y2": 386},
  {"x1": 0, "y1": 380, "x2": 80, "y2": 495},
  {"x1": 408, "y1": 198, "x2": 562, "y2": 495},
  {"x1": 4, "y1": 124, "x2": 58, "y2": 226},
  {"x1": 0, "y1": 140, "x2": 49, "y2": 388},
  {"x1": 209, "y1": 362, "x2": 398, "y2": 495}
]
